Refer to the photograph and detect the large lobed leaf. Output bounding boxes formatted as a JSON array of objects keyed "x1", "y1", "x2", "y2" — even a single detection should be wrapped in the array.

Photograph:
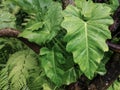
[
  {"x1": 40, "y1": 47, "x2": 65, "y2": 86},
  {"x1": 17, "y1": 0, "x2": 63, "y2": 45},
  {"x1": 39, "y1": 47, "x2": 82, "y2": 86},
  {"x1": 96, "y1": 52, "x2": 112, "y2": 75},
  {"x1": 61, "y1": 0, "x2": 113, "y2": 79}
]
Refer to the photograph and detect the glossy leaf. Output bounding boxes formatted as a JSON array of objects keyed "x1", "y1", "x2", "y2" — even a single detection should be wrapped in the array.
[{"x1": 61, "y1": 0, "x2": 113, "y2": 79}]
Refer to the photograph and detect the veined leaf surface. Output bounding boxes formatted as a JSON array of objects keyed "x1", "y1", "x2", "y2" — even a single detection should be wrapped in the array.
[
  {"x1": 19, "y1": 0, "x2": 63, "y2": 45},
  {"x1": 40, "y1": 47, "x2": 65, "y2": 86},
  {"x1": 0, "y1": 10, "x2": 16, "y2": 29},
  {"x1": 39, "y1": 47, "x2": 82, "y2": 86},
  {"x1": 61, "y1": 1, "x2": 113, "y2": 79}
]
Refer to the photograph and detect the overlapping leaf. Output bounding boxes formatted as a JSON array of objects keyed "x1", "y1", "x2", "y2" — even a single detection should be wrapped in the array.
[
  {"x1": 0, "y1": 10, "x2": 16, "y2": 29},
  {"x1": 40, "y1": 47, "x2": 65, "y2": 86},
  {"x1": 16, "y1": 0, "x2": 63, "y2": 45},
  {"x1": 109, "y1": 0, "x2": 119, "y2": 12},
  {"x1": 39, "y1": 47, "x2": 82, "y2": 86},
  {"x1": 0, "y1": 50, "x2": 40, "y2": 90},
  {"x1": 96, "y1": 52, "x2": 112, "y2": 75},
  {"x1": 108, "y1": 80, "x2": 120, "y2": 90},
  {"x1": 61, "y1": 0, "x2": 113, "y2": 79}
]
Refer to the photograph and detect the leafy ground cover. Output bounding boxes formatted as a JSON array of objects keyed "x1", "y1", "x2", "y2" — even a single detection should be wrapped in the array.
[{"x1": 0, "y1": 0, "x2": 120, "y2": 90}]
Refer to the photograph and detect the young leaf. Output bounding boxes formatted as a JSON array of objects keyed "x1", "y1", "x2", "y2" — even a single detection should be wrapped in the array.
[
  {"x1": 11, "y1": 0, "x2": 52, "y2": 14},
  {"x1": 61, "y1": 0, "x2": 113, "y2": 79},
  {"x1": 63, "y1": 67, "x2": 82, "y2": 85}
]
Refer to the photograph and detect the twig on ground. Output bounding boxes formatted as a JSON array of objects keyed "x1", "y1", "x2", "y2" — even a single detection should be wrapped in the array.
[{"x1": 0, "y1": 28, "x2": 40, "y2": 54}]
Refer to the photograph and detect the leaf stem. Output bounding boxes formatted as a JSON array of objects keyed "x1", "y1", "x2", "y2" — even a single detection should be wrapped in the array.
[
  {"x1": 0, "y1": 28, "x2": 40, "y2": 54},
  {"x1": 52, "y1": 38, "x2": 68, "y2": 56},
  {"x1": 54, "y1": 38, "x2": 66, "y2": 51}
]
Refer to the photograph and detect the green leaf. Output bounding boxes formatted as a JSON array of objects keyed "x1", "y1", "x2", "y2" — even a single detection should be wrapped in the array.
[
  {"x1": 39, "y1": 47, "x2": 82, "y2": 86},
  {"x1": 27, "y1": 71, "x2": 45, "y2": 90},
  {"x1": 61, "y1": 1, "x2": 113, "y2": 79},
  {"x1": 0, "y1": 67, "x2": 9, "y2": 90},
  {"x1": 0, "y1": 45, "x2": 5, "y2": 50},
  {"x1": 109, "y1": 0, "x2": 119, "y2": 12},
  {"x1": 0, "y1": 10, "x2": 16, "y2": 29},
  {"x1": 19, "y1": 1, "x2": 63, "y2": 45},
  {"x1": 63, "y1": 67, "x2": 82, "y2": 85},
  {"x1": 26, "y1": 22, "x2": 44, "y2": 31},
  {"x1": 42, "y1": 83, "x2": 52, "y2": 90},
  {"x1": 39, "y1": 47, "x2": 65, "y2": 86},
  {"x1": 108, "y1": 80, "x2": 120, "y2": 90},
  {"x1": 96, "y1": 51, "x2": 112, "y2": 75}
]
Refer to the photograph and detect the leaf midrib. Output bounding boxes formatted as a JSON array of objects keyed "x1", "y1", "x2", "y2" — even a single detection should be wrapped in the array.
[
  {"x1": 84, "y1": 22, "x2": 89, "y2": 71},
  {"x1": 52, "y1": 51, "x2": 57, "y2": 79}
]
